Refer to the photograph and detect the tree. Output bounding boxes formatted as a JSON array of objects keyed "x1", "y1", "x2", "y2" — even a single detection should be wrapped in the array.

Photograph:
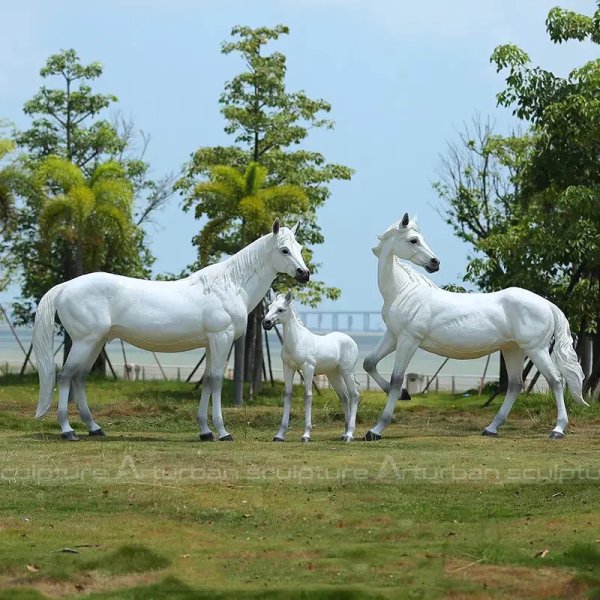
[
  {"x1": 9, "y1": 50, "x2": 166, "y2": 370},
  {"x1": 187, "y1": 161, "x2": 308, "y2": 398},
  {"x1": 37, "y1": 157, "x2": 134, "y2": 277},
  {"x1": 438, "y1": 3, "x2": 600, "y2": 397},
  {"x1": 178, "y1": 25, "x2": 353, "y2": 404}
]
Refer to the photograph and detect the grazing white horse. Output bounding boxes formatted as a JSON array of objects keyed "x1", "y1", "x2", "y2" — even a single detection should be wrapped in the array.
[
  {"x1": 33, "y1": 220, "x2": 310, "y2": 441},
  {"x1": 262, "y1": 292, "x2": 361, "y2": 442},
  {"x1": 363, "y1": 213, "x2": 587, "y2": 441}
]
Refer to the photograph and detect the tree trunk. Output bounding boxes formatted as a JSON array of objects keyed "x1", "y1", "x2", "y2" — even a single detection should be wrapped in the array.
[
  {"x1": 233, "y1": 336, "x2": 245, "y2": 406},
  {"x1": 243, "y1": 304, "x2": 266, "y2": 400},
  {"x1": 583, "y1": 331, "x2": 600, "y2": 398}
]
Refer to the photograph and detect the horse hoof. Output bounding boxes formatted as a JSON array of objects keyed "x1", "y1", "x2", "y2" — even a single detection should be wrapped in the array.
[
  {"x1": 61, "y1": 431, "x2": 79, "y2": 441},
  {"x1": 199, "y1": 432, "x2": 215, "y2": 442},
  {"x1": 364, "y1": 430, "x2": 381, "y2": 441},
  {"x1": 88, "y1": 428, "x2": 106, "y2": 437},
  {"x1": 301, "y1": 436, "x2": 311, "y2": 443},
  {"x1": 400, "y1": 388, "x2": 412, "y2": 401},
  {"x1": 481, "y1": 429, "x2": 498, "y2": 437},
  {"x1": 549, "y1": 431, "x2": 565, "y2": 440},
  {"x1": 341, "y1": 434, "x2": 354, "y2": 443},
  {"x1": 219, "y1": 434, "x2": 234, "y2": 442},
  {"x1": 273, "y1": 436, "x2": 285, "y2": 442}
]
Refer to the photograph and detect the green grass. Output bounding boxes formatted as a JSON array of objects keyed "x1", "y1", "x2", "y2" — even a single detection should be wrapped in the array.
[{"x1": 0, "y1": 374, "x2": 599, "y2": 598}]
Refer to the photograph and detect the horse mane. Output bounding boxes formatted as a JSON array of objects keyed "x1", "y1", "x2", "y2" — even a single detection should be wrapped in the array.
[
  {"x1": 372, "y1": 219, "x2": 420, "y2": 257},
  {"x1": 188, "y1": 234, "x2": 272, "y2": 291},
  {"x1": 393, "y1": 258, "x2": 439, "y2": 289}
]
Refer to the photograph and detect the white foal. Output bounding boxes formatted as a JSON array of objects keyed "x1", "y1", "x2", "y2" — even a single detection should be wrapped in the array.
[
  {"x1": 32, "y1": 220, "x2": 310, "y2": 441},
  {"x1": 363, "y1": 213, "x2": 587, "y2": 441},
  {"x1": 263, "y1": 292, "x2": 361, "y2": 442}
]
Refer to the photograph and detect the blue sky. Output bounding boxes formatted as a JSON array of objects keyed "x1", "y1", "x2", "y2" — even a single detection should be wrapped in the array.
[{"x1": 1, "y1": 0, "x2": 597, "y2": 311}]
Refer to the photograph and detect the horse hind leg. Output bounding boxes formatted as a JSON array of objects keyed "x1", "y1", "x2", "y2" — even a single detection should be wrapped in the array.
[
  {"x1": 56, "y1": 339, "x2": 102, "y2": 440},
  {"x1": 72, "y1": 340, "x2": 106, "y2": 436},
  {"x1": 527, "y1": 347, "x2": 568, "y2": 439},
  {"x1": 483, "y1": 346, "x2": 524, "y2": 436}
]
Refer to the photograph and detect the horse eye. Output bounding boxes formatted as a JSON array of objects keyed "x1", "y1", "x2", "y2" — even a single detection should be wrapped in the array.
[
  {"x1": 278, "y1": 308, "x2": 284, "y2": 313},
  {"x1": 410, "y1": 239, "x2": 418, "y2": 244},
  {"x1": 281, "y1": 248, "x2": 290, "y2": 255}
]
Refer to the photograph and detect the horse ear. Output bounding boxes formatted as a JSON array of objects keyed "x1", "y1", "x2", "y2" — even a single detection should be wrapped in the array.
[
  {"x1": 290, "y1": 221, "x2": 300, "y2": 235},
  {"x1": 272, "y1": 219, "x2": 280, "y2": 235},
  {"x1": 401, "y1": 213, "x2": 409, "y2": 228},
  {"x1": 285, "y1": 291, "x2": 293, "y2": 304}
]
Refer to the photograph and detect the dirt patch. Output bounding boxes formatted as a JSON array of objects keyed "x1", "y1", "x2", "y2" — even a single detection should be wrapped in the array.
[
  {"x1": 2, "y1": 570, "x2": 165, "y2": 598},
  {"x1": 444, "y1": 558, "x2": 589, "y2": 599}
]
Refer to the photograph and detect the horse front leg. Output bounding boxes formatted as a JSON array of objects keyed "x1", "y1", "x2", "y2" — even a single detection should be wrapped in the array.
[
  {"x1": 363, "y1": 329, "x2": 396, "y2": 394},
  {"x1": 301, "y1": 362, "x2": 315, "y2": 442},
  {"x1": 365, "y1": 335, "x2": 419, "y2": 440},
  {"x1": 208, "y1": 331, "x2": 235, "y2": 441},
  {"x1": 197, "y1": 350, "x2": 214, "y2": 441},
  {"x1": 273, "y1": 363, "x2": 295, "y2": 441}
]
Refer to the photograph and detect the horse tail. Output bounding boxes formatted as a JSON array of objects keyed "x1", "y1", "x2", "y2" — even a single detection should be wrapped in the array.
[
  {"x1": 33, "y1": 283, "x2": 64, "y2": 418},
  {"x1": 550, "y1": 304, "x2": 588, "y2": 407}
]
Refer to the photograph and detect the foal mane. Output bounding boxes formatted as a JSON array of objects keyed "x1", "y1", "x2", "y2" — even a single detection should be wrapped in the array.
[{"x1": 372, "y1": 219, "x2": 420, "y2": 257}]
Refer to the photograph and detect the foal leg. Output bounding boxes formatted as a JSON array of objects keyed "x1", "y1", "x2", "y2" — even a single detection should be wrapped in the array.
[
  {"x1": 273, "y1": 363, "x2": 295, "y2": 441},
  {"x1": 197, "y1": 350, "x2": 215, "y2": 441},
  {"x1": 301, "y1": 362, "x2": 316, "y2": 442},
  {"x1": 363, "y1": 329, "x2": 396, "y2": 393},
  {"x1": 365, "y1": 335, "x2": 419, "y2": 440},
  {"x1": 483, "y1": 346, "x2": 524, "y2": 436},
  {"x1": 341, "y1": 369, "x2": 361, "y2": 442},
  {"x1": 208, "y1": 331, "x2": 235, "y2": 441},
  {"x1": 56, "y1": 339, "x2": 100, "y2": 440},
  {"x1": 527, "y1": 348, "x2": 569, "y2": 439},
  {"x1": 327, "y1": 370, "x2": 350, "y2": 440}
]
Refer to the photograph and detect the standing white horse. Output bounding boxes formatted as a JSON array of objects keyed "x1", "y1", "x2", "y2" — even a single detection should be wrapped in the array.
[
  {"x1": 262, "y1": 292, "x2": 361, "y2": 442},
  {"x1": 363, "y1": 213, "x2": 587, "y2": 441},
  {"x1": 33, "y1": 220, "x2": 310, "y2": 441}
]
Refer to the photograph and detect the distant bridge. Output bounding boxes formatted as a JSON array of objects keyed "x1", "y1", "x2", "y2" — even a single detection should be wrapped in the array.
[{"x1": 297, "y1": 311, "x2": 385, "y2": 333}]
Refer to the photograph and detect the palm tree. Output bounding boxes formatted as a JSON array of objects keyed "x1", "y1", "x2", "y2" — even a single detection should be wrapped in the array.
[
  {"x1": 191, "y1": 162, "x2": 308, "y2": 266},
  {"x1": 190, "y1": 162, "x2": 309, "y2": 403},
  {"x1": 37, "y1": 157, "x2": 133, "y2": 278}
]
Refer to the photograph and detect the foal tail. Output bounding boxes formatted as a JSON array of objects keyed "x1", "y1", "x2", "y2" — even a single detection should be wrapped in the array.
[
  {"x1": 550, "y1": 304, "x2": 588, "y2": 407},
  {"x1": 32, "y1": 283, "x2": 64, "y2": 418}
]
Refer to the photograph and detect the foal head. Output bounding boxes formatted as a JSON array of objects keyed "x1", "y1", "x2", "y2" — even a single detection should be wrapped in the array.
[
  {"x1": 373, "y1": 213, "x2": 440, "y2": 273},
  {"x1": 268, "y1": 219, "x2": 310, "y2": 283},
  {"x1": 262, "y1": 291, "x2": 294, "y2": 330}
]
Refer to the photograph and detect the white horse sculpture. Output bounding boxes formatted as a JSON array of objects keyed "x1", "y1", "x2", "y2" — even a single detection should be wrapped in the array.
[
  {"x1": 363, "y1": 213, "x2": 587, "y2": 441},
  {"x1": 262, "y1": 292, "x2": 361, "y2": 442},
  {"x1": 33, "y1": 220, "x2": 310, "y2": 441}
]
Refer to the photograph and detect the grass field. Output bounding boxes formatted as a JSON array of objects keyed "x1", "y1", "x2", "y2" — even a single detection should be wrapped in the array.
[{"x1": 0, "y1": 374, "x2": 599, "y2": 599}]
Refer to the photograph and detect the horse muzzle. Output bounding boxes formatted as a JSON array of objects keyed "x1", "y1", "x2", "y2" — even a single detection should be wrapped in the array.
[
  {"x1": 295, "y1": 268, "x2": 310, "y2": 283},
  {"x1": 262, "y1": 319, "x2": 274, "y2": 331},
  {"x1": 425, "y1": 258, "x2": 440, "y2": 273}
]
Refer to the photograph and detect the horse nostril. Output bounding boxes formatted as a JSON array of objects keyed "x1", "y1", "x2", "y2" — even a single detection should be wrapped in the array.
[
  {"x1": 431, "y1": 258, "x2": 440, "y2": 266},
  {"x1": 296, "y1": 268, "x2": 304, "y2": 276}
]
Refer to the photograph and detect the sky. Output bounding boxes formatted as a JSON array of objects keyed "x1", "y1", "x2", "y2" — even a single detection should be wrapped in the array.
[{"x1": 1, "y1": 0, "x2": 598, "y2": 312}]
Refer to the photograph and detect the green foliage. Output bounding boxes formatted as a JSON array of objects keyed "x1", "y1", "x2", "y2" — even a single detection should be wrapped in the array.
[
  {"x1": 36, "y1": 157, "x2": 134, "y2": 277},
  {"x1": 185, "y1": 162, "x2": 308, "y2": 266},
  {"x1": 438, "y1": 5, "x2": 600, "y2": 346},
  {"x1": 178, "y1": 25, "x2": 352, "y2": 306},
  {"x1": 6, "y1": 51, "x2": 163, "y2": 326}
]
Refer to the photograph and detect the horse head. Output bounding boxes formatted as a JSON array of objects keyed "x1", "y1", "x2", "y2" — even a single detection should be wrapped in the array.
[
  {"x1": 373, "y1": 213, "x2": 440, "y2": 273},
  {"x1": 269, "y1": 219, "x2": 310, "y2": 283}
]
